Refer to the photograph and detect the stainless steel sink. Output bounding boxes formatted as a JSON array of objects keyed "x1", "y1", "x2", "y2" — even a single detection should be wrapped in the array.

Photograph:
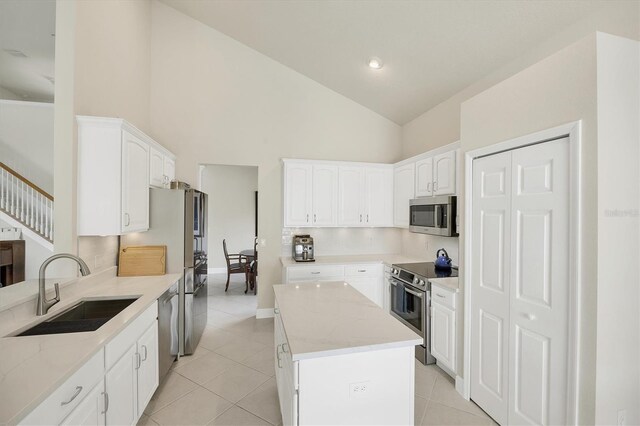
[{"x1": 14, "y1": 297, "x2": 140, "y2": 337}]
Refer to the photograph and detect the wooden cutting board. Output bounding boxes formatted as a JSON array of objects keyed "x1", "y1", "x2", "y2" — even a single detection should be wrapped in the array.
[{"x1": 118, "y1": 245, "x2": 166, "y2": 277}]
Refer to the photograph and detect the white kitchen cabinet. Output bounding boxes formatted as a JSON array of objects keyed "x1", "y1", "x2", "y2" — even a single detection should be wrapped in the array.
[
  {"x1": 275, "y1": 307, "x2": 298, "y2": 426},
  {"x1": 284, "y1": 162, "x2": 313, "y2": 227},
  {"x1": 121, "y1": 131, "x2": 150, "y2": 233},
  {"x1": 393, "y1": 163, "x2": 415, "y2": 227},
  {"x1": 430, "y1": 283, "x2": 456, "y2": 373},
  {"x1": 150, "y1": 146, "x2": 176, "y2": 189},
  {"x1": 311, "y1": 164, "x2": 338, "y2": 226},
  {"x1": 337, "y1": 166, "x2": 393, "y2": 227},
  {"x1": 433, "y1": 150, "x2": 456, "y2": 195},
  {"x1": 136, "y1": 322, "x2": 159, "y2": 414},
  {"x1": 60, "y1": 380, "x2": 106, "y2": 426},
  {"x1": 415, "y1": 157, "x2": 434, "y2": 197},
  {"x1": 78, "y1": 116, "x2": 175, "y2": 235},
  {"x1": 105, "y1": 345, "x2": 138, "y2": 426}
]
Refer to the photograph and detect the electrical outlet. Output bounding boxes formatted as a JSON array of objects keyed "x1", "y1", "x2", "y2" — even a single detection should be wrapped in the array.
[
  {"x1": 349, "y1": 381, "x2": 370, "y2": 398},
  {"x1": 617, "y1": 409, "x2": 627, "y2": 426}
]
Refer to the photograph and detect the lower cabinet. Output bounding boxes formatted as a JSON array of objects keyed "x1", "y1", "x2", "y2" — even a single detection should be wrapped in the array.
[
  {"x1": 284, "y1": 263, "x2": 384, "y2": 307},
  {"x1": 274, "y1": 307, "x2": 298, "y2": 426},
  {"x1": 430, "y1": 283, "x2": 457, "y2": 373},
  {"x1": 60, "y1": 380, "x2": 106, "y2": 426}
]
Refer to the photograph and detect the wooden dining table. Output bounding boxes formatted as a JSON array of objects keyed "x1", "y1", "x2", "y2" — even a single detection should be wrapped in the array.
[{"x1": 240, "y1": 249, "x2": 257, "y2": 292}]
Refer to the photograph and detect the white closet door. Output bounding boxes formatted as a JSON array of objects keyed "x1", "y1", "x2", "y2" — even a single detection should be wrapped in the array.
[
  {"x1": 507, "y1": 137, "x2": 569, "y2": 425},
  {"x1": 470, "y1": 150, "x2": 512, "y2": 426}
]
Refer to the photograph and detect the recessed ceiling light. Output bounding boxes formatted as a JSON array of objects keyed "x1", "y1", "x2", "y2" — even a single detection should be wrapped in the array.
[{"x1": 368, "y1": 57, "x2": 383, "y2": 69}]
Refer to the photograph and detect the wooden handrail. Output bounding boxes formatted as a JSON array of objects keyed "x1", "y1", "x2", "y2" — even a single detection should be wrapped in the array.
[{"x1": 0, "y1": 162, "x2": 53, "y2": 201}]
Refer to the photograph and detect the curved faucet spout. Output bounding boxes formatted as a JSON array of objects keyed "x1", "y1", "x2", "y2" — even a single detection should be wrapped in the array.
[{"x1": 37, "y1": 253, "x2": 92, "y2": 316}]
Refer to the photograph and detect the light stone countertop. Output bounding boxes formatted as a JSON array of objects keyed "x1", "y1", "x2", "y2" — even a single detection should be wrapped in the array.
[
  {"x1": 0, "y1": 269, "x2": 181, "y2": 425},
  {"x1": 273, "y1": 281, "x2": 422, "y2": 361},
  {"x1": 429, "y1": 277, "x2": 460, "y2": 293},
  {"x1": 280, "y1": 253, "x2": 425, "y2": 268}
]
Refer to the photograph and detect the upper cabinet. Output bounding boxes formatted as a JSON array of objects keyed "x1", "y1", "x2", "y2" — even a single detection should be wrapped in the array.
[
  {"x1": 393, "y1": 163, "x2": 415, "y2": 228},
  {"x1": 77, "y1": 116, "x2": 176, "y2": 236},
  {"x1": 415, "y1": 149, "x2": 458, "y2": 197},
  {"x1": 283, "y1": 160, "x2": 392, "y2": 228}
]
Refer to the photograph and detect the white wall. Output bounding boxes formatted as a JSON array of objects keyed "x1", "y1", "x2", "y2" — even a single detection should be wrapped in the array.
[
  {"x1": 149, "y1": 1, "x2": 401, "y2": 309},
  {"x1": 594, "y1": 33, "x2": 640, "y2": 425},
  {"x1": 201, "y1": 165, "x2": 258, "y2": 269},
  {"x1": 0, "y1": 100, "x2": 54, "y2": 193}
]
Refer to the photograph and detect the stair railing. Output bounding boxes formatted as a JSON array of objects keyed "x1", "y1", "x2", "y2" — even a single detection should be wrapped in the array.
[{"x1": 0, "y1": 162, "x2": 53, "y2": 243}]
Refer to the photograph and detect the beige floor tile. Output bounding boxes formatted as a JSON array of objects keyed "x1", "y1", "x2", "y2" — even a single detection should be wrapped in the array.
[
  {"x1": 171, "y1": 345, "x2": 212, "y2": 370},
  {"x1": 173, "y1": 352, "x2": 237, "y2": 385},
  {"x1": 215, "y1": 339, "x2": 268, "y2": 363},
  {"x1": 236, "y1": 378, "x2": 282, "y2": 425},
  {"x1": 421, "y1": 401, "x2": 495, "y2": 426},
  {"x1": 415, "y1": 396, "x2": 429, "y2": 425},
  {"x1": 137, "y1": 414, "x2": 159, "y2": 425},
  {"x1": 209, "y1": 405, "x2": 272, "y2": 426},
  {"x1": 144, "y1": 371, "x2": 199, "y2": 415},
  {"x1": 239, "y1": 347, "x2": 276, "y2": 377},
  {"x1": 202, "y1": 363, "x2": 271, "y2": 403},
  {"x1": 415, "y1": 364, "x2": 441, "y2": 399},
  {"x1": 150, "y1": 387, "x2": 233, "y2": 426},
  {"x1": 199, "y1": 326, "x2": 241, "y2": 351},
  {"x1": 430, "y1": 375, "x2": 491, "y2": 419}
]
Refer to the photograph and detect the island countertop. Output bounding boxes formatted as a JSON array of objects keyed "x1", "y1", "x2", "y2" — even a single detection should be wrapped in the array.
[
  {"x1": 0, "y1": 269, "x2": 181, "y2": 425},
  {"x1": 273, "y1": 281, "x2": 422, "y2": 361}
]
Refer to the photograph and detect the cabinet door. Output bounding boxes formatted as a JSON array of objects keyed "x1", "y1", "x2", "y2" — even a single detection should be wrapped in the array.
[
  {"x1": 415, "y1": 157, "x2": 434, "y2": 197},
  {"x1": 311, "y1": 164, "x2": 338, "y2": 226},
  {"x1": 393, "y1": 163, "x2": 415, "y2": 228},
  {"x1": 284, "y1": 163, "x2": 313, "y2": 227},
  {"x1": 338, "y1": 166, "x2": 364, "y2": 226},
  {"x1": 105, "y1": 345, "x2": 138, "y2": 426},
  {"x1": 364, "y1": 167, "x2": 393, "y2": 226},
  {"x1": 122, "y1": 131, "x2": 150, "y2": 233},
  {"x1": 149, "y1": 147, "x2": 165, "y2": 188},
  {"x1": 164, "y1": 156, "x2": 176, "y2": 186},
  {"x1": 60, "y1": 381, "x2": 105, "y2": 426},
  {"x1": 433, "y1": 150, "x2": 456, "y2": 195},
  {"x1": 137, "y1": 322, "x2": 159, "y2": 415},
  {"x1": 431, "y1": 302, "x2": 456, "y2": 372}
]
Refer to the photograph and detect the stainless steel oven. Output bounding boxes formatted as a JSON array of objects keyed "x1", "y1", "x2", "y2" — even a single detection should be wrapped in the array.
[{"x1": 409, "y1": 196, "x2": 458, "y2": 236}]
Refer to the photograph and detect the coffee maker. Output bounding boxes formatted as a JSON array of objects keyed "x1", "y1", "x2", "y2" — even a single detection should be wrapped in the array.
[{"x1": 292, "y1": 235, "x2": 315, "y2": 262}]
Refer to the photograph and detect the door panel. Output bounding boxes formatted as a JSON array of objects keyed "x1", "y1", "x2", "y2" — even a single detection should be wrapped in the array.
[
  {"x1": 364, "y1": 167, "x2": 393, "y2": 226},
  {"x1": 105, "y1": 345, "x2": 137, "y2": 426},
  {"x1": 471, "y1": 150, "x2": 512, "y2": 426},
  {"x1": 393, "y1": 163, "x2": 415, "y2": 227},
  {"x1": 122, "y1": 131, "x2": 150, "y2": 233},
  {"x1": 434, "y1": 150, "x2": 456, "y2": 195},
  {"x1": 508, "y1": 138, "x2": 569, "y2": 426},
  {"x1": 312, "y1": 165, "x2": 338, "y2": 226},
  {"x1": 284, "y1": 163, "x2": 312, "y2": 226},
  {"x1": 137, "y1": 323, "x2": 159, "y2": 415},
  {"x1": 338, "y1": 166, "x2": 363, "y2": 226},
  {"x1": 149, "y1": 148, "x2": 165, "y2": 188},
  {"x1": 415, "y1": 157, "x2": 433, "y2": 197}
]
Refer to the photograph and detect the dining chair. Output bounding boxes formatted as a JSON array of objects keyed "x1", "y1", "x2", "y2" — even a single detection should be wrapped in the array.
[{"x1": 223, "y1": 239, "x2": 248, "y2": 292}]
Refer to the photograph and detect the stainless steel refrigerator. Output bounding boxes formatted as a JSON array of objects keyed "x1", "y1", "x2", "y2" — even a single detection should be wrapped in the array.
[{"x1": 122, "y1": 186, "x2": 208, "y2": 355}]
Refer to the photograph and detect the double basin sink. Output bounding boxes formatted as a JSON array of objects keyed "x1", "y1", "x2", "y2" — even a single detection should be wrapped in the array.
[{"x1": 13, "y1": 297, "x2": 140, "y2": 337}]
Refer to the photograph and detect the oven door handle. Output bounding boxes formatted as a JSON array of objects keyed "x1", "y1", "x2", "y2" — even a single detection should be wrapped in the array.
[
  {"x1": 389, "y1": 279, "x2": 398, "y2": 287},
  {"x1": 404, "y1": 286, "x2": 424, "y2": 298},
  {"x1": 434, "y1": 204, "x2": 441, "y2": 228}
]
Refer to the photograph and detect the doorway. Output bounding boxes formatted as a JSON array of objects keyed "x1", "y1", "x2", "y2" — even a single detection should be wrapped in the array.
[
  {"x1": 464, "y1": 123, "x2": 581, "y2": 425},
  {"x1": 200, "y1": 164, "x2": 259, "y2": 295}
]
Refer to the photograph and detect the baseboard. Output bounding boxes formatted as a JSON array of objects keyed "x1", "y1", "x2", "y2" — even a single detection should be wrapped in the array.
[
  {"x1": 207, "y1": 267, "x2": 227, "y2": 274},
  {"x1": 256, "y1": 308, "x2": 275, "y2": 319},
  {"x1": 455, "y1": 375, "x2": 468, "y2": 399}
]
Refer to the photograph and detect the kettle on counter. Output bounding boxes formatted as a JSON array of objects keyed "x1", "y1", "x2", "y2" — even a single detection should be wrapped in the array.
[{"x1": 435, "y1": 248, "x2": 452, "y2": 270}]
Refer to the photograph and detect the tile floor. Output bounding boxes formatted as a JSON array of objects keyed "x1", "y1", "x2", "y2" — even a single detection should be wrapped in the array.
[{"x1": 139, "y1": 274, "x2": 495, "y2": 426}]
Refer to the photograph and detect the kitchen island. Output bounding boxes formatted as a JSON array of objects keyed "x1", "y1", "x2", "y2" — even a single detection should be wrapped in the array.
[{"x1": 273, "y1": 281, "x2": 422, "y2": 426}]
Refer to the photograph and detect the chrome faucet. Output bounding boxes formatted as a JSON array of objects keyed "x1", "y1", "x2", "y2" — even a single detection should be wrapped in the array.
[{"x1": 37, "y1": 253, "x2": 91, "y2": 316}]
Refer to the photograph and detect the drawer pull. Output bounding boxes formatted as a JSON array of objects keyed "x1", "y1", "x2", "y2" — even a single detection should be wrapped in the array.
[
  {"x1": 276, "y1": 344, "x2": 283, "y2": 368},
  {"x1": 310, "y1": 271, "x2": 321, "y2": 275},
  {"x1": 61, "y1": 386, "x2": 83, "y2": 406},
  {"x1": 101, "y1": 392, "x2": 109, "y2": 414},
  {"x1": 436, "y1": 294, "x2": 445, "y2": 298},
  {"x1": 358, "y1": 269, "x2": 366, "y2": 273}
]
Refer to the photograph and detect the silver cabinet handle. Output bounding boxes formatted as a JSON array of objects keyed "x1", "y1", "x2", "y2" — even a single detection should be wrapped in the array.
[
  {"x1": 141, "y1": 345, "x2": 148, "y2": 361},
  {"x1": 367, "y1": 214, "x2": 369, "y2": 223},
  {"x1": 282, "y1": 343, "x2": 289, "y2": 353},
  {"x1": 436, "y1": 294, "x2": 445, "y2": 298},
  {"x1": 311, "y1": 271, "x2": 320, "y2": 275},
  {"x1": 306, "y1": 213, "x2": 309, "y2": 223},
  {"x1": 427, "y1": 182, "x2": 431, "y2": 192},
  {"x1": 359, "y1": 214, "x2": 362, "y2": 222},
  {"x1": 276, "y1": 344, "x2": 283, "y2": 368},
  {"x1": 433, "y1": 181, "x2": 438, "y2": 192},
  {"x1": 101, "y1": 392, "x2": 109, "y2": 414},
  {"x1": 61, "y1": 386, "x2": 83, "y2": 406},
  {"x1": 314, "y1": 213, "x2": 317, "y2": 222},
  {"x1": 135, "y1": 352, "x2": 141, "y2": 369},
  {"x1": 124, "y1": 212, "x2": 131, "y2": 226},
  {"x1": 358, "y1": 269, "x2": 366, "y2": 273}
]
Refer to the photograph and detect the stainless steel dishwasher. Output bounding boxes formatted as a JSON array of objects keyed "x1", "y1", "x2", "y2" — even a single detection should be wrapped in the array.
[{"x1": 158, "y1": 281, "x2": 179, "y2": 380}]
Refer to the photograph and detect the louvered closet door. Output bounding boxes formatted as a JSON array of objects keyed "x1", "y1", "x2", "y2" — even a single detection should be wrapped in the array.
[
  {"x1": 507, "y1": 138, "x2": 569, "y2": 425},
  {"x1": 471, "y1": 137, "x2": 570, "y2": 426},
  {"x1": 470, "y1": 150, "x2": 512, "y2": 426}
]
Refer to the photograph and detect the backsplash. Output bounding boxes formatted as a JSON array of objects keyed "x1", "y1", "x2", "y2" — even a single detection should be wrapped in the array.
[
  {"x1": 281, "y1": 228, "x2": 403, "y2": 257},
  {"x1": 400, "y1": 230, "x2": 459, "y2": 265},
  {"x1": 78, "y1": 236, "x2": 119, "y2": 273}
]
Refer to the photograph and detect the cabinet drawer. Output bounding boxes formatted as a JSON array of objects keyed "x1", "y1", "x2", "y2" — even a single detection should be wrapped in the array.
[
  {"x1": 344, "y1": 264, "x2": 382, "y2": 277},
  {"x1": 287, "y1": 265, "x2": 345, "y2": 282},
  {"x1": 20, "y1": 349, "x2": 104, "y2": 425},
  {"x1": 105, "y1": 302, "x2": 158, "y2": 370},
  {"x1": 431, "y1": 284, "x2": 456, "y2": 310}
]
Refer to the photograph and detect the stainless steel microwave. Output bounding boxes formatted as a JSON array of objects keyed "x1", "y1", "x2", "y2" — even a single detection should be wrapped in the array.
[{"x1": 409, "y1": 196, "x2": 458, "y2": 236}]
